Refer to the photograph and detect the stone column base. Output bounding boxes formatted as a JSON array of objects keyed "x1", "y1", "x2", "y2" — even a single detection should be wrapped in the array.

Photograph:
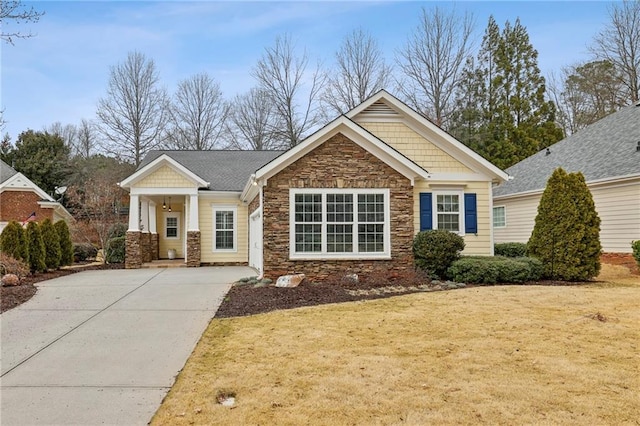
[
  {"x1": 125, "y1": 231, "x2": 142, "y2": 269},
  {"x1": 141, "y1": 232, "x2": 152, "y2": 263},
  {"x1": 186, "y1": 231, "x2": 201, "y2": 267},
  {"x1": 151, "y1": 233, "x2": 159, "y2": 260}
]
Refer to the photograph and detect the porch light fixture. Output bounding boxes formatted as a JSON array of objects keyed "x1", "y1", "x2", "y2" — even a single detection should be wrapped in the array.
[
  {"x1": 162, "y1": 197, "x2": 167, "y2": 210},
  {"x1": 168, "y1": 197, "x2": 172, "y2": 212}
]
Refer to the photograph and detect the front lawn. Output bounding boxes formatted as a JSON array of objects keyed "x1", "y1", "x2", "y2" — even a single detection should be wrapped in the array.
[{"x1": 151, "y1": 264, "x2": 639, "y2": 425}]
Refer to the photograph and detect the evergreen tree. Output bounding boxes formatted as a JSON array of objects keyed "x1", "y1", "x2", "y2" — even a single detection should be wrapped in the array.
[
  {"x1": 26, "y1": 221, "x2": 46, "y2": 273},
  {"x1": 54, "y1": 220, "x2": 74, "y2": 266},
  {"x1": 40, "y1": 218, "x2": 61, "y2": 270},
  {"x1": 0, "y1": 220, "x2": 28, "y2": 261},
  {"x1": 528, "y1": 168, "x2": 601, "y2": 281},
  {"x1": 450, "y1": 17, "x2": 563, "y2": 169}
]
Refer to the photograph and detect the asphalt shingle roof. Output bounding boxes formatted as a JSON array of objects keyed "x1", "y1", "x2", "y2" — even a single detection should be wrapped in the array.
[
  {"x1": 494, "y1": 103, "x2": 640, "y2": 197},
  {"x1": 138, "y1": 150, "x2": 285, "y2": 191},
  {"x1": 0, "y1": 159, "x2": 18, "y2": 184}
]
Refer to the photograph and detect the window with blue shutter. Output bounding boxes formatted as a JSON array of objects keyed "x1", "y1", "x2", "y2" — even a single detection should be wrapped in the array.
[
  {"x1": 419, "y1": 193, "x2": 432, "y2": 231},
  {"x1": 464, "y1": 193, "x2": 477, "y2": 234}
]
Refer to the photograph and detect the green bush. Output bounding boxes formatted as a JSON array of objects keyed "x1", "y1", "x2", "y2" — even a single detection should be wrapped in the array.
[
  {"x1": 413, "y1": 230, "x2": 465, "y2": 279},
  {"x1": 40, "y1": 218, "x2": 61, "y2": 270},
  {"x1": 447, "y1": 256, "x2": 543, "y2": 284},
  {"x1": 73, "y1": 243, "x2": 97, "y2": 262},
  {"x1": 107, "y1": 222, "x2": 127, "y2": 240},
  {"x1": 106, "y1": 236, "x2": 125, "y2": 263},
  {"x1": 632, "y1": 240, "x2": 640, "y2": 268},
  {"x1": 494, "y1": 242, "x2": 527, "y2": 258},
  {"x1": 0, "y1": 220, "x2": 28, "y2": 262},
  {"x1": 54, "y1": 220, "x2": 74, "y2": 266},
  {"x1": 528, "y1": 168, "x2": 601, "y2": 281},
  {"x1": 26, "y1": 221, "x2": 46, "y2": 273}
]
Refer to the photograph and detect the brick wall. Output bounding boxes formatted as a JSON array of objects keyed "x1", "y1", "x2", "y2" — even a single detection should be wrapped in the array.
[
  {"x1": 262, "y1": 132, "x2": 414, "y2": 281},
  {"x1": 0, "y1": 191, "x2": 54, "y2": 223}
]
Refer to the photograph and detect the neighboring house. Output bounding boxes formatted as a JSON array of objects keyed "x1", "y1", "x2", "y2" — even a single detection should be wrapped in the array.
[
  {"x1": 120, "y1": 90, "x2": 509, "y2": 279},
  {"x1": 0, "y1": 159, "x2": 73, "y2": 232},
  {"x1": 494, "y1": 101, "x2": 640, "y2": 253}
]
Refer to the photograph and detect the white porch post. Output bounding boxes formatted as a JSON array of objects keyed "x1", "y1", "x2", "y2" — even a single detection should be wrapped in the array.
[
  {"x1": 188, "y1": 194, "x2": 199, "y2": 231},
  {"x1": 148, "y1": 201, "x2": 157, "y2": 234},
  {"x1": 140, "y1": 199, "x2": 150, "y2": 233},
  {"x1": 128, "y1": 194, "x2": 140, "y2": 231}
]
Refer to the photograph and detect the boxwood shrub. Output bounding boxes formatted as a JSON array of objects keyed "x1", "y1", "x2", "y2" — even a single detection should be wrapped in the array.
[
  {"x1": 447, "y1": 256, "x2": 543, "y2": 284},
  {"x1": 494, "y1": 242, "x2": 528, "y2": 258},
  {"x1": 106, "y1": 236, "x2": 126, "y2": 264},
  {"x1": 413, "y1": 230, "x2": 465, "y2": 279},
  {"x1": 632, "y1": 240, "x2": 640, "y2": 268}
]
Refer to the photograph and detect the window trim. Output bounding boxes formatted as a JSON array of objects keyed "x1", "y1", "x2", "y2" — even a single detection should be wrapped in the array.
[
  {"x1": 164, "y1": 212, "x2": 180, "y2": 240},
  {"x1": 212, "y1": 205, "x2": 238, "y2": 253},
  {"x1": 432, "y1": 190, "x2": 465, "y2": 235},
  {"x1": 289, "y1": 188, "x2": 391, "y2": 260},
  {"x1": 493, "y1": 205, "x2": 506, "y2": 228}
]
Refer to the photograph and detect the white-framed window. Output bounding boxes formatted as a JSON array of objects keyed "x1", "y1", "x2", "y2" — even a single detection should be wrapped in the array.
[
  {"x1": 290, "y1": 188, "x2": 390, "y2": 259},
  {"x1": 493, "y1": 206, "x2": 506, "y2": 228},
  {"x1": 164, "y1": 213, "x2": 180, "y2": 239},
  {"x1": 433, "y1": 191, "x2": 464, "y2": 234},
  {"x1": 213, "y1": 206, "x2": 237, "y2": 252}
]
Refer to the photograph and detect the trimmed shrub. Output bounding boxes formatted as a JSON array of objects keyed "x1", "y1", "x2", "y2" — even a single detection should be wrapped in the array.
[
  {"x1": 73, "y1": 243, "x2": 98, "y2": 262},
  {"x1": 413, "y1": 230, "x2": 465, "y2": 279},
  {"x1": 106, "y1": 236, "x2": 125, "y2": 263},
  {"x1": 632, "y1": 241, "x2": 640, "y2": 268},
  {"x1": 107, "y1": 222, "x2": 127, "y2": 240},
  {"x1": 0, "y1": 220, "x2": 28, "y2": 262},
  {"x1": 26, "y1": 221, "x2": 46, "y2": 273},
  {"x1": 0, "y1": 252, "x2": 30, "y2": 279},
  {"x1": 40, "y1": 218, "x2": 61, "y2": 270},
  {"x1": 54, "y1": 220, "x2": 74, "y2": 266},
  {"x1": 447, "y1": 256, "x2": 543, "y2": 284},
  {"x1": 528, "y1": 168, "x2": 601, "y2": 281},
  {"x1": 494, "y1": 242, "x2": 527, "y2": 258}
]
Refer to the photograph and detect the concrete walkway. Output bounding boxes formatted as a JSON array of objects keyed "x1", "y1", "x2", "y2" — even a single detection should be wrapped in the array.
[{"x1": 0, "y1": 266, "x2": 253, "y2": 425}]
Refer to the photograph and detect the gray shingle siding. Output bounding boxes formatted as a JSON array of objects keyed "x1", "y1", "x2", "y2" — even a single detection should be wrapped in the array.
[
  {"x1": 138, "y1": 150, "x2": 285, "y2": 191},
  {"x1": 494, "y1": 104, "x2": 640, "y2": 197}
]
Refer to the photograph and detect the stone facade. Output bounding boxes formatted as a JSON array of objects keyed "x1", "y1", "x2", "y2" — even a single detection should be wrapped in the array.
[
  {"x1": 186, "y1": 231, "x2": 201, "y2": 267},
  {"x1": 141, "y1": 232, "x2": 152, "y2": 263},
  {"x1": 0, "y1": 191, "x2": 54, "y2": 223},
  {"x1": 262, "y1": 132, "x2": 414, "y2": 281},
  {"x1": 125, "y1": 231, "x2": 142, "y2": 269},
  {"x1": 151, "y1": 233, "x2": 159, "y2": 260},
  {"x1": 248, "y1": 194, "x2": 260, "y2": 215}
]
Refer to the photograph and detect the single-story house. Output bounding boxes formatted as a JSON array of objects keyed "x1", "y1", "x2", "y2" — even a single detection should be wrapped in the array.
[
  {"x1": 494, "y1": 101, "x2": 640, "y2": 253},
  {"x1": 121, "y1": 90, "x2": 509, "y2": 279},
  {"x1": 0, "y1": 159, "x2": 73, "y2": 232}
]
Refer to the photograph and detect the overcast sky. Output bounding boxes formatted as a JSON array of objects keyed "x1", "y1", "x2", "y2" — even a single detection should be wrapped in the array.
[{"x1": 1, "y1": 1, "x2": 611, "y2": 141}]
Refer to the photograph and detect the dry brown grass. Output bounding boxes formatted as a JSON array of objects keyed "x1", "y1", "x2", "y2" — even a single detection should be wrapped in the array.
[{"x1": 152, "y1": 264, "x2": 640, "y2": 425}]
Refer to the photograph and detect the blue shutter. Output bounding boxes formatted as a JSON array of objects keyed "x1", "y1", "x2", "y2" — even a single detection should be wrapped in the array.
[
  {"x1": 419, "y1": 193, "x2": 432, "y2": 231},
  {"x1": 464, "y1": 193, "x2": 477, "y2": 234}
]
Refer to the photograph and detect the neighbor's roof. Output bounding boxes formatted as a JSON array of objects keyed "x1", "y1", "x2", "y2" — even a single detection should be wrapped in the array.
[
  {"x1": 494, "y1": 103, "x2": 640, "y2": 197},
  {"x1": 138, "y1": 150, "x2": 285, "y2": 191},
  {"x1": 0, "y1": 159, "x2": 18, "y2": 184}
]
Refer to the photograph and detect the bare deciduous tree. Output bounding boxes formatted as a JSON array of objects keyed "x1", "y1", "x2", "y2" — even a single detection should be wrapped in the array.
[
  {"x1": 227, "y1": 88, "x2": 285, "y2": 150},
  {"x1": 44, "y1": 122, "x2": 77, "y2": 152},
  {"x1": 322, "y1": 28, "x2": 392, "y2": 114},
  {"x1": 252, "y1": 34, "x2": 325, "y2": 148},
  {"x1": 165, "y1": 73, "x2": 230, "y2": 150},
  {"x1": 1, "y1": 0, "x2": 44, "y2": 44},
  {"x1": 96, "y1": 51, "x2": 169, "y2": 166},
  {"x1": 590, "y1": 0, "x2": 640, "y2": 103},
  {"x1": 76, "y1": 119, "x2": 96, "y2": 158},
  {"x1": 396, "y1": 6, "x2": 475, "y2": 127}
]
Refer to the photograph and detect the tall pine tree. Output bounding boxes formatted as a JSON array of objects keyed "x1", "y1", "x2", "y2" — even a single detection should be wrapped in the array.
[{"x1": 450, "y1": 17, "x2": 563, "y2": 169}]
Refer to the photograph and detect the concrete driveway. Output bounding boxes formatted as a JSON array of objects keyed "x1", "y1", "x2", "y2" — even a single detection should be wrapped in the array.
[{"x1": 0, "y1": 266, "x2": 253, "y2": 425}]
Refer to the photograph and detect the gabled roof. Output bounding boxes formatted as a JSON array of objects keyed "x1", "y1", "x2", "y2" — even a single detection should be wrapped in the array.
[
  {"x1": 494, "y1": 103, "x2": 640, "y2": 198},
  {"x1": 123, "y1": 150, "x2": 284, "y2": 191},
  {"x1": 242, "y1": 115, "x2": 431, "y2": 200},
  {"x1": 347, "y1": 90, "x2": 510, "y2": 182},
  {"x1": 0, "y1": 159, "x2": 18, "y2": 184}
]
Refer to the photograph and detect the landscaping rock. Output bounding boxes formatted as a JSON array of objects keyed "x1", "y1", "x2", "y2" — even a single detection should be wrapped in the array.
[
  {"x1": 1, "y1": 274, "x2": 20, "y2": 287},
  {"x1": 275, "y1": 274, "x2": 305, "y2": 288}
]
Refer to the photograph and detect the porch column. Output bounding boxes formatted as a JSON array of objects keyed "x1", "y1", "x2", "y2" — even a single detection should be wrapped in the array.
[
  {"x1": 149, "y1": 201, "x2": 159, "y2": 260},
  {"x1": 141, "y1": 199, "x2": 150, "y2": 233},
  {"x1": 186, "y1": 194, "x2": 200, "y2": 267},
  {"x1": 128, "y1": 194, "x2": 140, "y2": 231},
  {"x1": 126, "y1": 194, "x2": 142, "y2": 269}
]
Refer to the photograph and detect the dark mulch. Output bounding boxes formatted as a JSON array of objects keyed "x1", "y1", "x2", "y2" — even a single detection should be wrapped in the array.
[{"x1": 1, "y1": 263, "x2": 124, "y2": 313}]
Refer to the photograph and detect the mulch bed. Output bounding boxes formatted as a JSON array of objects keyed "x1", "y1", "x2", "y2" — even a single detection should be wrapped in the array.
[{"x1": 1, "y1": 263, "x2": 124, "y2": 313}]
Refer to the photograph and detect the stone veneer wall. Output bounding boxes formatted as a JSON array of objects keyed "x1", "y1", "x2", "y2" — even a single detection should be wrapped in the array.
[
  {"x1": 248, "y1": 194, "x2": 260, "y2": 215},
  {"x1": 126, "y1": 231, "x2": 142, "y2": 269},
  {"x1": 262, "y1": 132, "x2": 414, "y2": 281},
  {"x1": 141, "y1": 233, "x2": 152, "y2": 263},
  {"x1": 151, "y1": 233, "x2": 159, "y2": 260},
  {"x1": 186, "y1": 231, "x2": 201, "y2": 267}
]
